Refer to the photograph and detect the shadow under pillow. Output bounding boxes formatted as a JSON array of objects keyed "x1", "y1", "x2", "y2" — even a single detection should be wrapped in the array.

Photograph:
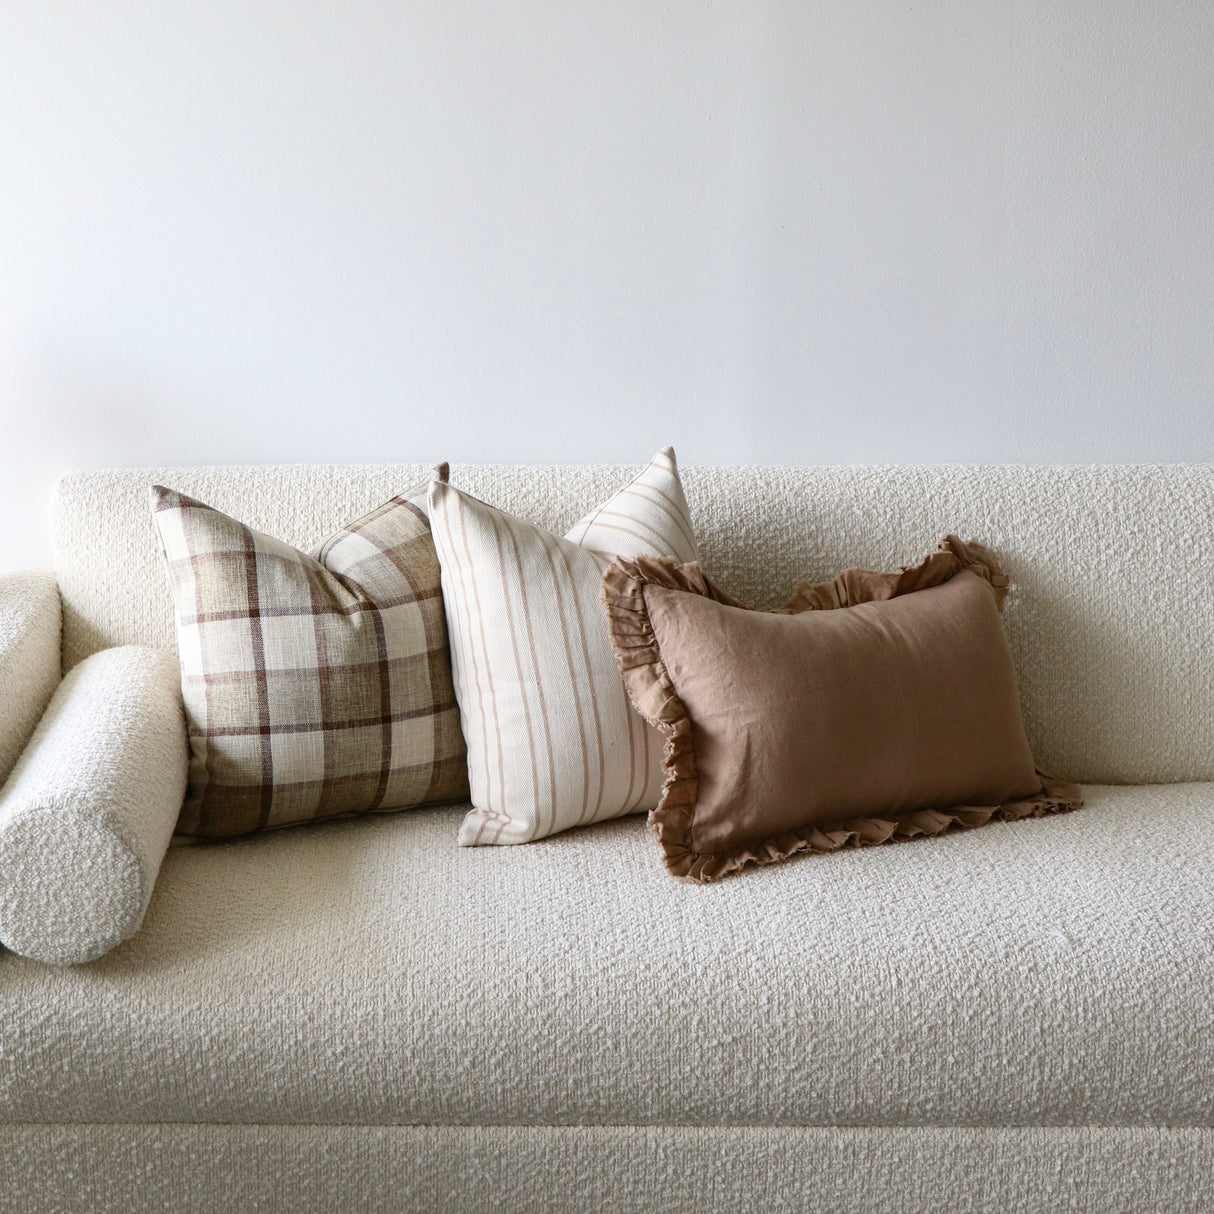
[{"x1": 601, "y1": 537, "x2": 1082, "y2": 882}]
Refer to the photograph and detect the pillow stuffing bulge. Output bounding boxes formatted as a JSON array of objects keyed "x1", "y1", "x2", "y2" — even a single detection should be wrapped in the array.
[
  {"x1": 429, "y1": 446, "x2": 699, "y2": 845},
  {"x1": 151, "y1": 468, "x2": 466, "y2": 839},
  {"x1": 601, "y1": 537, "x2": 1083, "y2": 882}
]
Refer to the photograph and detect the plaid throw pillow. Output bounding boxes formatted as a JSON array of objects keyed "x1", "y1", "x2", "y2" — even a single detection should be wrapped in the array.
[{"x1": 151, "y1": 470, "x2": 468, "y2": 839}]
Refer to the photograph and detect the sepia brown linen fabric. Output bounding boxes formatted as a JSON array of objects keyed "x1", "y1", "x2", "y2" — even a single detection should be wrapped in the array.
[
  {"x1": 152, "y1": 469, "x2": 468, "y2": 839},
  {"x1": 602, "y1": 537, "x2": 1082, "y2": 882}
]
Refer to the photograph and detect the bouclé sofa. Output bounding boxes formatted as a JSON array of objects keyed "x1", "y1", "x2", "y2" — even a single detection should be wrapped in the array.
[{"x1": 1, "y1": 460, "x2": 1213, "y2": 1213}]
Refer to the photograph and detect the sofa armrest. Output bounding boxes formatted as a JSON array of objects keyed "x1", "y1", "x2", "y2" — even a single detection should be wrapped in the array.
[{"x1": 0, "y1": 569, "x2": 61, "y2": 787}]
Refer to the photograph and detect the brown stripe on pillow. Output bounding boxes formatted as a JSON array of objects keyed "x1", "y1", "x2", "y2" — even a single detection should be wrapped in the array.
[{"x1": 429, "y1": 447, "x2": 697, "y2": 846}]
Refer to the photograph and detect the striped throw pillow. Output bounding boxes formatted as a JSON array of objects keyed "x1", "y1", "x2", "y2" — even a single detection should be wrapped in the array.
[
  {"x1": 428, "y1": 447, "x2": 699, "y2": 845},
  {"x1": 152, "y1": 470, "x2": 468, "y2": 839}
]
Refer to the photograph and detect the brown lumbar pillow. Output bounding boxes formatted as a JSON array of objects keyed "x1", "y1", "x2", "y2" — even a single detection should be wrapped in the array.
[{"x1": 601, "y1": 537, "x2": 1082, "y2": 882}]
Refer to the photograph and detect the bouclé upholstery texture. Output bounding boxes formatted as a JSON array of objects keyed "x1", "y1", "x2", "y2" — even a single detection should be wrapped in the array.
[
  {"x1": 0, "y1": 569, "x2": 60, "y2": 787},
  {"x1": 2, "y1": 1125, "x2": 1212, "y2": 1214},
  {"x1": 1, "y1": 785, "x2": 1212, "y2": 1126},
  {"x1": 0, "y1": 646, "x2": 187, "y2": 965},
  {"x1": 4, "y1": 459, "x2": 1212, "y2": 1211},
  {"x1": 52, "y1": 463, "x2": 1214, "y2": 784}
]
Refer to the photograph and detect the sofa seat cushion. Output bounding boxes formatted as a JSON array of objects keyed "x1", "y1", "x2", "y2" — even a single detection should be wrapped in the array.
[{"x1": 2, "y1": 783, "x2": 1212, "y2": 1127}]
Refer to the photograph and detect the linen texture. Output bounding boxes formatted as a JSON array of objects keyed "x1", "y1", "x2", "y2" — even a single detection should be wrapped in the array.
[
  {"x1": 429, "y1": 447, "x2": 698, "y2": 845},
  {"x1": 152, "y1": 474, "x2": 466, "y2": 838}
]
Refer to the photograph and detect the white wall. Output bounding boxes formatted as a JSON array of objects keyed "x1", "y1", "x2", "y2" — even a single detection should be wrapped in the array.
[{"x1": 2, "y1": 1, "x2": 1212, "y2": 570}]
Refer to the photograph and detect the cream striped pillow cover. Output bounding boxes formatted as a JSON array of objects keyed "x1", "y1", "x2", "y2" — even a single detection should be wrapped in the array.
[{"x1": 429, "y1": 448, "x2": 699, "y2": 845}]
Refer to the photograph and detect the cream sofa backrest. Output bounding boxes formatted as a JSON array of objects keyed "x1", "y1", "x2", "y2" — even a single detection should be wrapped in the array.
[{"x1": 51, "y1": 461, "x2": 1214, "y2": 785}]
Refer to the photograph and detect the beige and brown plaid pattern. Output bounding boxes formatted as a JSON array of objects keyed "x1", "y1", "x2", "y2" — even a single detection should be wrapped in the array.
[{"x1": 152, "y1": 475, "x2": 468, "y2": 839}]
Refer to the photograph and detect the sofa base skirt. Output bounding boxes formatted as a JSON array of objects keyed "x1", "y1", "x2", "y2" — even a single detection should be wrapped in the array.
[{"x1": 3, "y1": 1124, "x2": 1213, "y2": 1214}]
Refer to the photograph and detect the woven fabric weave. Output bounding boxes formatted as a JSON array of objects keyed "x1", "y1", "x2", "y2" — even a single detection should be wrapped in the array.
[
  {"x1": 429, "y1": 448, "x2": 698, "y2": 845},
  {"x1": 152, "y1": 473, "x2": 467, "y2": 838}
]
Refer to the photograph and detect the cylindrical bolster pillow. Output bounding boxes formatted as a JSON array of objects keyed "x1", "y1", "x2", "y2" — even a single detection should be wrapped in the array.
[
  {"x1": 0, "y1": 646, "x2": 187, "y2": 965},
  {"x1": 0, "y1": 569, "x2": 62, "y2": 787}
]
